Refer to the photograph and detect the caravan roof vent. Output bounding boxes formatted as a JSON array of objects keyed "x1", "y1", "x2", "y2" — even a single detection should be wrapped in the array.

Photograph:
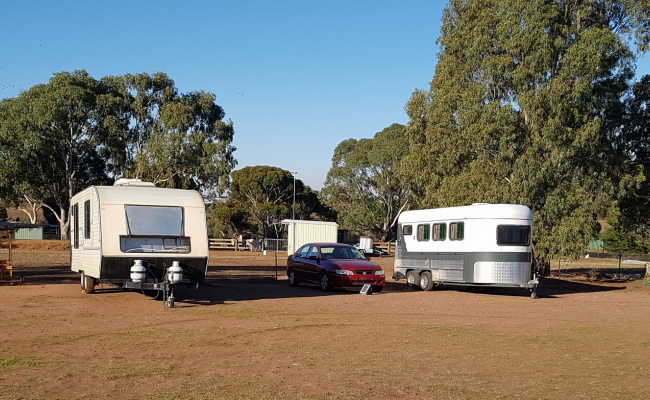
[{"x1": 113, "y1": 178, "x2": 156, "y2": 187}]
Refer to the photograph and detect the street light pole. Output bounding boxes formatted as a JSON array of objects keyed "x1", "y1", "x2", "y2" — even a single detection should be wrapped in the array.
[{"x1": 292, "y1": 172, "x2": 297, "y2": 254}]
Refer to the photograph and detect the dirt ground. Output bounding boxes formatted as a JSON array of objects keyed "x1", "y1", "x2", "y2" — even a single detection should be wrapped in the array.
[{"x1": 1, "y1": 240, "x2": 650, "y2": 400}]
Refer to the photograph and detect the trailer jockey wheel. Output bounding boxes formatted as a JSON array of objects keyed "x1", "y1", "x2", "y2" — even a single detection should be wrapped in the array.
[{"x1": 166, "y1": 296, "x2": 175, "y2": 308}]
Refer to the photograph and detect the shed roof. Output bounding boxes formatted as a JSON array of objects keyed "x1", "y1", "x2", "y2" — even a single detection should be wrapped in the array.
[{"x1": 281, "y1": 219, "x2": 338, "y2": 226}]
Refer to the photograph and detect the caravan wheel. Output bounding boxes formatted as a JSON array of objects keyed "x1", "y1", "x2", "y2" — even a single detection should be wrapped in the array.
[
  {"x1": 419, "y1": 271, "x2": 435, "y2": 291},
  {"x1": 83, "y1": 275, "x2": 95, "y2": 294},
  {"x1": 406, "y1": 270, "x2": 420, "y2": 289}
]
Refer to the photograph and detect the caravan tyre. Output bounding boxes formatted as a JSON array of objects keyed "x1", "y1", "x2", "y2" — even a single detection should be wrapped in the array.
[
  {"x1": 406, "y1": 270, "x2": 420, "y2": 289},
  {"x1": 83, "y1": 275, "x2": 95, "y2": 294},
  {"x1": 419, "y1": 271, "x2": 435, "y2": 291}
]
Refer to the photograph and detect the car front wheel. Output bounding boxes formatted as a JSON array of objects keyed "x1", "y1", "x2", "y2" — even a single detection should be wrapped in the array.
[{"x1": 320, "y1": 272, "x2": 331, "y2": 291}]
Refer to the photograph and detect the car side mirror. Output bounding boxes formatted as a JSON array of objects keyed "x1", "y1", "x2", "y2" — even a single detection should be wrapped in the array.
[{"x1": 308, "y1": 255, "x2": 319, "y2": 261}]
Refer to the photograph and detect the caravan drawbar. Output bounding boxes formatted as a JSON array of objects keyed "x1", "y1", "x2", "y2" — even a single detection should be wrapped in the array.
[
  {"x1": 393, "y1": 203, "x2": 538, "y2": 298},
  {"x1": 70, "y1": 179, "x2": 209, "y2": 307}
]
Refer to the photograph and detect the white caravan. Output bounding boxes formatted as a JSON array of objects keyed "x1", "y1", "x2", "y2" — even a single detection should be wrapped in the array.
[
  {"x1": 70, "y1": 179, "x2": 209, "y2": 307},
  {"x1": 393, "y1": 203, "x2": 538, "y2": 298}
]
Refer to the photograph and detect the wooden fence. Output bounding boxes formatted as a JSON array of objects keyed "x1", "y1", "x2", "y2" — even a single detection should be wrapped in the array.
[
  {"x1": 209, "y1": 238, "x2": 237, "y2": 250},
  {"x1": 209, "y1": 238, "x2": 395, "y2": 255}
]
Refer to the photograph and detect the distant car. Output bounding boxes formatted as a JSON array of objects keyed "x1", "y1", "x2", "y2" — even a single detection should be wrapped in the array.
[{"x1": 287, "y1": 243, "x2": 385, "y2": 292}]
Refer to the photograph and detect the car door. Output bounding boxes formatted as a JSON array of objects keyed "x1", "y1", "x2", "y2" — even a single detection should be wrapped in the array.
[
  {"x1": 291, "y1": 245, "x2": 311, "y2": 281},
  {"x1": 302, "y1": 245, "x2": 322, "y2": 283}
]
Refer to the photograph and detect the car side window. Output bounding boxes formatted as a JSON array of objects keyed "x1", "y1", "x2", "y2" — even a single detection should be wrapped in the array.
[
  {"x1": 308, "y1": 246, "x2": 319, "y2": 258},
  {"x1": 297, "y1": 245, "x2": 310, "y2": 258}
]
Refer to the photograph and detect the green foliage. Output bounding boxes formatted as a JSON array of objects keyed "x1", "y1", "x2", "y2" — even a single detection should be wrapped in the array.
[
  {"x1": 102, "y1": 73, "x2": 236, "y2": 197},
  {"x1": 207, "y1": 199, "x2": 253, "y2": 238},
  {"x1": 0, "y1": 70, "x2": 111, "y2": 238},
  {"x1": 617, "y1": 75, "x2": 650, "y2": 235},
  {"x1": 321, "y1": 123, "x2": 410, "y2": 239},
  {"x1": 0, "y1": 70, "x2": 236, "y2": 239},
  {"x1": 402, "y1": 0, "x2": 650, "y2": 261},
  {"x1": 600, "y1": 216, "x2": 649, "y2": 256},
  {"x1": 209, "y1": 166, "x2": 334, "y2": 239}
]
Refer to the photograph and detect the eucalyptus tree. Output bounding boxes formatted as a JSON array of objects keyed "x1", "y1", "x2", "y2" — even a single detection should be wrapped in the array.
[
  {"x1": 617, "y1": 75, "x2": 650, "y2": 234},
  {"x1": 102, "y1": 72, "x2": 236, "y2": 197},
  {"x1": 220, "y1": 165, "x2": 332, "y2": 239},
  {"x1": 0, "y1": 70, "x2": 111, "y2": 239},
  {"x1": 402, "y1": 0, "x2": 650, "y2": 261},
  {"x1": 321, "y1": 123, "x2": 410, "y2": 240},
  {"x1": 0, "y1": 70, "x2": 237, "y2": 239}
]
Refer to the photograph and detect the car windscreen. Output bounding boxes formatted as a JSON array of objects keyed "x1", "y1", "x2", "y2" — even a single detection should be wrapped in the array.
[
  {"x1": 124, "y1": 205, "x2": 184, "y2": 236},
  {"x1": 320, "y1": 246, "x2": 367, "y2": 260}
]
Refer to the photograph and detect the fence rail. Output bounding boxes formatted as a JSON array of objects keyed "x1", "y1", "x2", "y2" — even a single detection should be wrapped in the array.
[
  {"x1": 208, "y1": 238, "x2": 393, "y2": 255},
  {"x1": 208, "y1": 239, "x2": 237, "y2": 250},
  {"x1": 209, "y1": 238, "x2": 288, "y2": 252}
]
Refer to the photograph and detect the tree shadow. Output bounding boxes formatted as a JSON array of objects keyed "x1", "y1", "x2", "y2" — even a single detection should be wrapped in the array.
[
  {"x1": 10, "y1": 265, "x2": 633, "y2": 305},
  {"x1": 534, "y1": 276, "x2": 627, "y2": 298},
  {"x1": 380, "y1": 277, "x2": 628, "y2": 298},
  {"x1": 12, "y1": 266, "x2": 78, "y2": 284},
  {"x1": 173, "y1": 277, "x2": 333, "y2": 306}
]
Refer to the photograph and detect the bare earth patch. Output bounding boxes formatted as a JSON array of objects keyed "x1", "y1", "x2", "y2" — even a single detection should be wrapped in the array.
[{"x1": 1, "y1": 241, "x2": 650, "y2": 399}]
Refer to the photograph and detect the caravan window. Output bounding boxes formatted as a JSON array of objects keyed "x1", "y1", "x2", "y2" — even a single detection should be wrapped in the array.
[
  {"x1": 417, "y1": 224, "x2": 430, "y2": 241},
  {"x1": 124, "y1": 205, "x2": 184, "y2": 236},
  {"x1": 497, "y1": 225, "x2": 530, "y2": 246},
  {"x1": 72, "y1": 203, "x2": 79, "y2": 249},
  {"x1": 84, "y1": 200, "x2": 91, "y2": 239},
  {"x1": 432, "y1": 223, "x2": 446, "y2": 241},
  {"x1": 402, "y1": 225, "x2": 413, "y2": 236},
  {"x1": 449, "y1": 222, "x2": 464, "y2": 241}
]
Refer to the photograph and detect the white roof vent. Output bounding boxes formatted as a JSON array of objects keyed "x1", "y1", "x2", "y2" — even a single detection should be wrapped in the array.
[{"x1": 113, "y1": 178, "x2": 156, "y2": 187}]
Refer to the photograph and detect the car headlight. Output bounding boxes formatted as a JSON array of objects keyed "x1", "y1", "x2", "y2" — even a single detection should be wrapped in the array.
[
  {"x1": 375, "y1": 269, "x2": 385, "y2": 276},
  {"x1": 335, "y1": 269, "x2": 353, "y2": 275}
]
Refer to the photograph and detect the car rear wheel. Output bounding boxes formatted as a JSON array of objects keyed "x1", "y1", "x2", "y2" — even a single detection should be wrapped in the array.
[
  {"x1": 288, "y1": 269, "x2": 299, "y2": 287},
  {"x1": 419, "y1": 271, "x2": 434, "y2": 291},
  {"x1": 320, "y1": 272, "x2": 331, "y2": 291},
  {"x1": 406, "y1": 270, "x2": 420, "y2": 288}
]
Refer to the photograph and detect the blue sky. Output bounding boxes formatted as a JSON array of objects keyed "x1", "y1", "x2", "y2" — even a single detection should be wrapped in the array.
[{"x1": 1, "y1": 1, "x2": 649, "y2": 190}]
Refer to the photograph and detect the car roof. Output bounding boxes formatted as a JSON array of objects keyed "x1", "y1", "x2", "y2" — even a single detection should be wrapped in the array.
[{"x1": 304, "y1": 242, "x2": 352, "y2": 248}]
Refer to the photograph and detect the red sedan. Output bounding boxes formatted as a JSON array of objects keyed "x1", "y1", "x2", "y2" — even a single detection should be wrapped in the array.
[{"x1": 287, "y1": 243, "x2": 385, "y2": 292}]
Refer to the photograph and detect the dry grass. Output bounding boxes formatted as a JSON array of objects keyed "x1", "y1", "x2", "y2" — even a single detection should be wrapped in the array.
[{"x1": 2, "y1": 243, "x2": 650, "y2": 399}]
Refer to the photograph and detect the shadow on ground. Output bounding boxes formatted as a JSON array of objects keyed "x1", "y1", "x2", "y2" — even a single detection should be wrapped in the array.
[{"x1": 7, "y1": 265, "x2": 633, "y2": 305}]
